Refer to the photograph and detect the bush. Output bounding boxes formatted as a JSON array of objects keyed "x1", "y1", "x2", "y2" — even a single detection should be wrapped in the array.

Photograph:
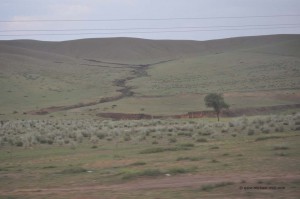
[
  {"x1": 15, "y1": 140, "x2": 23, "y2": 147},
  {"x1": 177, "y1": 132, "x2": 193, "y2": 137},
  {"x1": 273, "y1": 146, "x2": 289, "y2": 150},
  {"x1": 122, "y1": 169, "x2": 162, "y2": 179},
  {"x1": 123, "y1": 134, "x2": 131, "y2": 141},
  {"x1": 168, "y1": 137, "x2": 177, "y2": 143},
  {"x1": 247, "y1": 129, "x2": 255, "y2": 136},
  {"x1": 196, "y1": 138, "x2": 207, "y2": 142},
  {"x1": 255, "y1": 136, "x2": 282, "y2": 141},
  {"x1": 176, "y1": 156, "x2": 203, "y2": 161},
  {"x1": 139, "y1": 146, "x2": 190, "y2": 154},
  {"x1": 167, "y1": 166, "x2": 197, "y2": 174},
  {"x1": 59, "y1": 167, "x2": 87, "y2": 174},
  {"x1": 179, "y1": 143, "x2": 194, "y2": 148},
  {"x1": 129, "y1": 161, "x2": 146, "y2": 166}
]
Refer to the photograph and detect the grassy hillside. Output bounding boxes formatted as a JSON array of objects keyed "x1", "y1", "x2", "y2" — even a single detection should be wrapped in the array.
[
  {"x1": 1, "y1": 35, "x2": 300, "y2": 199},
  {"x1": 0, "y1": 34, "x2": 299, "y2": 118}
]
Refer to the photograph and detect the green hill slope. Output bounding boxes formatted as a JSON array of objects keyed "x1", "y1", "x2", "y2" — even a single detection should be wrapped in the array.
[{"x1": 0, "y1": 34, "x2": 299, "y2": 118}]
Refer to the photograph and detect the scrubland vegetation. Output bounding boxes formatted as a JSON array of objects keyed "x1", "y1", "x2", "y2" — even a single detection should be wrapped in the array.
[
  {"x1": 1, "y1": 113, "x2": 299, "y2": 148},
  {"x1": 0, "y1": 115, "x2": 299, "y2": 198}
]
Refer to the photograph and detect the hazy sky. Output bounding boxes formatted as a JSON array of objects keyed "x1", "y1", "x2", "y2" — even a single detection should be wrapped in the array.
[{"x1": 1, "y1": 0, "x2": 300, "y2": 41}]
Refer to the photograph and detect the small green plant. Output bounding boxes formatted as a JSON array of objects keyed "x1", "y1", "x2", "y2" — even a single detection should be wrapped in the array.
[
  {"x1": 139, "y1": 146, "x2": 190, "y2": 154},
  {"x1": 176, "y1": 156, "x2": 203, "y2": 161},
  {"x1": 59, "y1": 167, "x2": 87, "y2": 174},
  {"x1": 129, "y1": 161, "x2": 146, "y2": 166},
  {"x1": 275, "y1": 152, "x2": 288, "y2": 156},
  {"x1": 167, "y1": 166, "x2": 197, "y2": 174},
  {"x1": 273, "y1": 146, "x2": 289, "y2": 150},
  {"x1": 122, "y1": 169, "x2": 162, "y2": 179},
  {"x1": 195, "y1": 138, "x2": 207, "y2": 142},
  {"x1": 179, "y1": 143, "x2": 194, "y2": 148},
  {"x1": 255, "y1": 136, "x2": 282, "y2": 141},
  {"x1": 247, "y1": 129, "x2": 255, "y2": 136},
  {"x1": 168, "y1": 137, "x2": 177, "y2": 143}
]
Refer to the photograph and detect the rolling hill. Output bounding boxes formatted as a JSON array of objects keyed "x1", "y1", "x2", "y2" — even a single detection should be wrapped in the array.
[{"x1": 0, "y1": 34, "x2": 299, "y2": 118}]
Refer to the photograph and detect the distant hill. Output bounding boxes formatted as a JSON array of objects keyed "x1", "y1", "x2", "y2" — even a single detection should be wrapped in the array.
[
  {"x1": 0, "y1": 34, "x2": 299, "y2": 118},
  {"x1": 1, "y1": 34, "x2": 300, "y2": 62}
]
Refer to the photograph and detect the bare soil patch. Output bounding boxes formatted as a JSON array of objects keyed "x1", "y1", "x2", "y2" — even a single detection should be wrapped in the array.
[
  {"x1": 1, "y1": 173, "x2": 298, "y2": 196},
  {"x1": 97, "y1": 104, "x2": 300, "y2": 120}
]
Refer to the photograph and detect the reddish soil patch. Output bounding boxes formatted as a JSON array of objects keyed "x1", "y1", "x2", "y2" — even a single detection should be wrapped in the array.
[{"x1": 97, "y1": 104, "x2": 300, "y2": 120}]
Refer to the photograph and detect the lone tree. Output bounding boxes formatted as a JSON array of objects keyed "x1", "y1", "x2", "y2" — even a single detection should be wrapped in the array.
[{"x1": 204, "y1": 93, "x2": 229, "y2": 121}]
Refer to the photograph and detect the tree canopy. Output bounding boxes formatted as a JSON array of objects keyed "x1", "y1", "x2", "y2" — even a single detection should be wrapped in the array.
[{"x1": 204, "y1": 93, "x2": 229, "y2": 121}]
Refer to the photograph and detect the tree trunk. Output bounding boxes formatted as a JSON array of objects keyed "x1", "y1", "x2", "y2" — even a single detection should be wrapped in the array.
[{"x1": 217, "y1": 112, "x2": 220, "y2": 122}]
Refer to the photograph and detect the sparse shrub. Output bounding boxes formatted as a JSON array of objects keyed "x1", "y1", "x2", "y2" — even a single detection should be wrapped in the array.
[
  {"x1": 47, "y1": 139, "x2": 54, "y2": 145},
  {"x1": 82, "y1": 131, "x2": 91, "y2": 138},
  {"x1": 129, "y1": 161, "x2": 146, "y2": 166},
  {"x1": 138, "y1": 135, "x2": 146, "y2": 141},
  {"x1": 59, "y1": 167, "x2": 87, "y2": 174},
  {"x1": 257, "y1": 180, "x2": 264, "y2": 184},
  {"x1": 176, "y1": 156, "x2": 203, "y2": 161},
  {"x1": 273, "y1": 145, "x2": 289, "y2": 150},
  {"x1": 201, "y1": 182, "x2": 234, "y2": 191},
  {"x1": 275, "y1": 152, "x2": 288, "y2": 156},
  {"x1": 168, "y1": 137, "x2": 177, "y2": 143},
  {"x1": 152, "y1": 140, "x2": 158, "y2": 145},
  {"x1": 123, "y1": 134, "x2": 131, "y2": 141},
  {"x1": 269, "y1": 123, "x2": 275, "y2": 128},
  {"x1": 177, "y1": 131, "x2": 193, "y2": 137},
  {"x1": 139, "y1": 146, "x2": 190, "y2": 154},
  {"x1": 179, "y1": 143, "x2": 194, "y2": 148},
  {"x1": 122, "y1": 169, "x2": 162, "y2": 180},
  {"x1": 196, "y1": 138, "x2": 207, "y2": 142},
  {"x1": 261, "y1": 126, "x2": 270, "y2": 134},
  {"x1": 247, "y1": 129, "x2": 255, "y2": 136},
  {"x1": 202, "y1": 132, "x2": 212, "y2": 136},
  {"x1": 228, "y1": 122, "x2": 234, "y2": 127},
  {"x1": 167, "y1": 166, "x2": 197, "y2": 174},
  {"x1": 96, "y1": 132, "x2": 106, "y2": 139},
  {"x1": 221, "y1": 128, "x2": 228, "y2": 133},
  {"x1": 255, "y1": 136, "x2": 282, "y2": 141},
  {"x1": 15, "y1": 140, "x2": 23, "y2": 147}
]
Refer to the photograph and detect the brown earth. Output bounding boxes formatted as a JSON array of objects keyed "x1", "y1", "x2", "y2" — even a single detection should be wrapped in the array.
[
  {"x1": 97, "y1": 104, "x2": 300, "y2": 120},
  {"x1": 0, "y1": 173, "x2": 299, "y2": 198}
]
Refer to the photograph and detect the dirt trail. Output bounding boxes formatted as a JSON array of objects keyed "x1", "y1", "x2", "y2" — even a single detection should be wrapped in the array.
[
  {"x1": 1, "y1": 173, "x2": 299, "y2": 196},
  {"x1": 26, "y1": 59, "x2": 173, "y2": 115}
]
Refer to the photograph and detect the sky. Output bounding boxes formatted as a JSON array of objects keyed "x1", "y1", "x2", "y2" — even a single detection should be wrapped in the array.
[{"x1": 0, "y1": 0, "x2": 300, "y2": 41}]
